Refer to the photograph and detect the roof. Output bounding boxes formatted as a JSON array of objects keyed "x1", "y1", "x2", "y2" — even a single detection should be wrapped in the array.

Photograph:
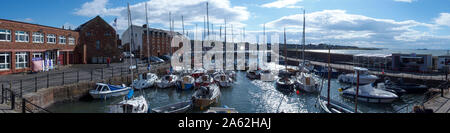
[
  {"x1": 75, "y1": 16, "x2": 114, "y2": 31},
  {"x1": 354, "y1": 53, "x2": 391, "y2": 58},
  {"x1": 0, "y1": 18, "x2": 77, "y2": 32}
]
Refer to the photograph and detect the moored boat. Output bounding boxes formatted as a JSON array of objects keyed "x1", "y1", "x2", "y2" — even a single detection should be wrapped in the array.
[
  {"x1": 151, "y1": 101, "x2": 192, "y2": 113},
  {"x1": 214, "y1": 73, "x2": 233, "y2": 88},
  {"x1": 195, "y1": 75, "x2": 214, "y2": 87},
  {"x1": 177, "y1": 75, "x2": 195, "y2": 90},
  {"x1": 341, "y1": 85, "x2": 398, "y2": 103},
  {"x1": 116, "y1": 92, "x2": 148, "y2": 113},
  {"x1": 296, "y1": 72, "x2": 320, "y2": 93},
  {"x1": 260, "y1": 70, "x2": 276, "y2": 82},
  {"x1": 338, "y1": 67, "x2": 378, "y2": 85},
  {"x1": 155, "y1": 74, "x2": 179, "y2": 89},
  {"x1": 246, "y1": 70, "x2": 261, "y2": 80},
  {"x1": 192, "y1": 84, "x2": 221, "y2": 109},
  {"x1": 132, "y1": 73, "x2": 158, "y2": 90},
  {"x1": 276, "y1": 76, "x2": 296, "y2": 93},
  {"x1": 89, "y1": 83, "x2": 132, "y2": 99},
  {"x1": 385, "y1": 79, "x2": 428, "y2": 93}
]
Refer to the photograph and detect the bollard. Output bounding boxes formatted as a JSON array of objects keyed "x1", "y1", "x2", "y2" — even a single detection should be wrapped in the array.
[{"x1": 1, "y1": 84, "x2": 3, "y2": 104}]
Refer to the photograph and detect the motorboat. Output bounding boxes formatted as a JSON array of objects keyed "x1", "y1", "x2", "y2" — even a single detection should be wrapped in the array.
[
  {"x1": 260, "y1": 70, "x2": 276, "y2": 82},
  {"x1": 341, "y1": 84, "x2": 398, "y2": 103},
  {"x1": 116, "y1": 92, "x2": 148, "y2": 113},
  {"x1": 314, "y1": 66, "x2": 339, "y2": 78},
  {"x1": 195, "y1": 75, "x2": 214, "y2": 88},
  {"x1": 192, "y1": 84, "x2": 221, "y2": 109},
  {"x1": 246, "y1": 70, "x2": 261, "y2": 80},
  {"x1": 151, "y1": 101, "x2": 192, "y2": 113},
  {"x1": 131, "y1": 73, "x2": 158, "y2": 90},
  {"x1": 376, "y1": 82, "x2": 406, "y2": 97},
  {"x1": 205, "y1": 106, "x2": 238, "y2": 113},
  {"x1": 155, "y1": 74, "x2": 179, "y2": 89},
  {"x1": 338, "y1": 67, "x2": 378, "y2": 85},
  {"x1": 385, "y1": 79, "x2": 428, "y2": 93},
  {"x1": 191, "y1": 69, "x2": 206, "y2": 79},
  {"x1": 177, "y1": 75, "x2": 195, "y2": 90},
  {"x1": 296, "y1": 72, "x2": 320, "y2": 93},
  {"x1": 89, "y1": 83, "x2": 132, "y2": 99},
  {"x1": 214, "y1": 73, "x2": 233, "y2": 88},
  {"x1": 276, "y1": 76, "x2": 296, "y2": 93},
  {"x1": 225, "y1": 70, "x2": 236, "y2": 80}
]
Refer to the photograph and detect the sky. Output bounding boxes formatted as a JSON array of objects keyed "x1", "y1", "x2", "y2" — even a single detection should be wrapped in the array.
[{"x1": 1, "y1": 0, "x2": 450, "y2": 49}]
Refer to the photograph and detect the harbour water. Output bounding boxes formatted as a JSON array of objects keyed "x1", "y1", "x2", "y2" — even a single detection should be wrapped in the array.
[
  {"x1": 48, "y1": 71, "x2": 424, "y2": 113},
  {"x1": 306, "y1": 49, "x2": 450, "y2": 56}
]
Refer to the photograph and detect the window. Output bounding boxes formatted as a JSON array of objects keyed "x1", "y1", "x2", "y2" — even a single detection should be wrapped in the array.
[
  {"x1": 47, "y1": 34, "x2": 56, "y2": 44},
  {"x1": 59, "y1": 36, "x2": 66, "y2": 44},
  {"x1": 68, "y1": 37, "x2": 75, "y2": 45},
  {"x1": 96, "y1": 40, "x2": 100, "y2": 50},
  {"x1": 86, "y1": 32, "x2": 91, "y2": 36},
  {"x1": 105, "y1": 32, "x2": 111, "y2": 36},
  {"x1": 15, "y1": 31, "x2": 29, "y2": 42},
  {"x1": 0, "y1": 52, "x2": 10, "y2": 70},
  {"x1": 15, "y1": 52, "x2": 28, "y2": 69},
  {"x1": 0, "y1": 29, "x2": 11, "y2": 42},
  {"x1": 32, "y1": 32, "x2": 44, "y2": 43},
  {"x1": 32, "y1": 53, "x2": 43, "y2": 59}
]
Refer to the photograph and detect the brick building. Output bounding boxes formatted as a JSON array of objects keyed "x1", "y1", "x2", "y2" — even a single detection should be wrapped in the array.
[
  {"x1": 140, "y1": 25, "x2": 183, "y2": 58},
  {"x1": 0, "y1": 19, "x2": 79, "y2": 75},
  {"x1": 75, "y1": 16, "x2": 120, "y2": 64}
]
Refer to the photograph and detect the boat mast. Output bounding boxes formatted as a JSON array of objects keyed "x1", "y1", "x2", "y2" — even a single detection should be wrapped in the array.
[
  {"x1": 127, "y1": 3, "x2": 135, "y2": 86},
  {"x1": 302, "y1": 9, "x2": 306, "y2": 67},
  {"x1": 145, "y1": 2, "x2": 151, "y2": 71},
  {"x1": 206, "y1": 2, "x2": 209, "y2": 37},
  {"x1": 327, "y1": 48, "x2": 331, "y2": 106},
  {"x1": 182, "y1": 15, "x2": 185, "y2": 35},
  {"x1": 355, "y1": 70, "x2": 360, "y2": 112},
  {"x1": 284, "y1": 27, "x2": 287, "y2": 71}
]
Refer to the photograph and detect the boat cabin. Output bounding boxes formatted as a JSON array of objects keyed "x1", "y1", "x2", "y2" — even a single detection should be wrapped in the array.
[{"x1": 353, "y1": 67, "x2": 369, "y2": 75}]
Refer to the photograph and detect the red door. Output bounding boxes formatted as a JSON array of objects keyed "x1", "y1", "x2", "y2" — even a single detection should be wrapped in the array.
[{"x1": 59, "y1": 52, "x2": 64, "y2": 65}]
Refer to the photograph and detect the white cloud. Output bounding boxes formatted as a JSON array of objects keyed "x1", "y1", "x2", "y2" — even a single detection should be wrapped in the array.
[
  {"x1": 74, "y1": 0, "x2": 250, "y2": 35},
  {"x1": 394, "y1": 0, "x2": 414, "y2": 3},
  {"x1": 24, "y1": 18, "x2": 33, "y2": 23},
  {"x1": 261, "y1": 0, "x2": 303, "y2": 8},
  {"x1": 435, "y1": 13, "x2": 450, "y2": 27}
]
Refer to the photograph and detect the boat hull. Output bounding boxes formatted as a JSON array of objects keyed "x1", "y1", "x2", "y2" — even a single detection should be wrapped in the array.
[
  {"x1": 89, "y1": 89, "x2": 131, "y2": 99},
  {"x1": 341, "y1": 94, "x2": 397, "y2": 103}
]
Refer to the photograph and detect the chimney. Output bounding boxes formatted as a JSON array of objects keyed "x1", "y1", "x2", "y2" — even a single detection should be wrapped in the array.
[
  {"x1": 62, "y1": 25, "x2": 65, "y2": 29},
  {"x1": 143, "y1": 24, "x2": 147, "y2": 28}
]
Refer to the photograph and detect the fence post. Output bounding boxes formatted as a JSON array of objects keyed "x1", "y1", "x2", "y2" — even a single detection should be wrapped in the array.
[
  {"x1": 1, "y1": 84, "x2": 3, "y2": 104},
  {"x1": 35, "y1": 77, "x2": 37, "y2": 92},
  {"x1": 77, "y1": 71, "x2": 79, "y2": 83},
  {"x1": 62, "y1": 72, "x2": 65, "y2": 85},
  {"x1": 47, "y1": 73, "x2": 49, "y2": 88},
  {"x1": 22, "y1": 98, "x2": 26, "y2": 113},
  {"x1": 11, "y1": 91, "x2": 15, "y2": 110},
  {"x1": 20, "y1": 80, "x2": 22, "y2": 97}
]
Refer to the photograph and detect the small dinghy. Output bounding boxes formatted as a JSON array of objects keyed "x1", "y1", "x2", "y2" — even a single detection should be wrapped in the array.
[
  {"x1": 385, "y1": 79, "x2": 428, "y2": 93},
  {"x1": 246, "y1": 70, "x2": 261, "y2": 80},
  {"x1": 89, "y1": 83, "x2": 132, "y2": 99},
  {"x1": 214, "y1": 74, "x2": 233, "y2": 88},
  {"x1": 177, "y1": 75, "x2": 195, "y2": 90},
  {"x1": 276, "y1": 76, "x2": 296, "y2": 93},
  {"x1": 115, "y1": 90, "x2": 148, "y2": 113},
  {"x1": 131, "y1": 73, "x2": 158, "y2": 90},
  {"x1": 155, "y1": 74, "x2": 179, "y2": 89},
  {"x1": 296, "y1": 72, "x2": 320, "y2": 93},
  {"x1": 205, "y1": 106, "x2": 238, "y2": 113},
  {"x1": 341, "y1": 84, "x2": 398, "y2": 103},
  {"x1": 151, "y1": 101, "x2": 192, "y2": 113},
  {"x1": 338, "y1": 67, "x2": 378, "y2": 85},
  {"x1": 260, "y1": 70, "x2": 276, "y2": 82},
  {"x1": 192, "y1": 84, "x2": 221, "y2": 109},
  {"x1": 195, "y1": 75, "x2": 214, "y2": 88}
]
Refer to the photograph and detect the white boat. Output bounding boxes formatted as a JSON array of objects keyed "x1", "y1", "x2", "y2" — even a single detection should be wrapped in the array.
[
  {"x1": 177, "y1": 75, "x2": 195, "y2": 90},
  {"x1": 195, "y1": 75, "x2": 214, "y2": 87},
  {"x1": 341, "y1": 84, "x2": 398, "y2": 103},
  {"x1": 89, "y1": 83, "x2": 132, "y2": 99},
  {"x1": 338, "y1": 67, "x2": 378, "y2": 85},
  {"x1": 155, "y1": 74, "x2": 179, "y2": 89},
  {"x1": 192, "y1": 84, "x2": 221, "y2": 109},
  {"x1": 131, "y1": 73, "x2": 158, "y2": 90},
  {"x1": 151, "y1": 101, "x2": 192, "y2": 113},
  {"x1": 225, "y1": 70, "x2": 236, "y2": 80},
  {"x1": 246, "y1": 70, "x2": 261, "y2": 80},
  {"x1": 276, "y1": 77, "x2": 296, "y2": 93},
  {"x1": 214, "y1": 73, "x2": 233, "y2": 88},
  {"x1": 117, "y1": 95, "x2": 149, "y2": 113},
  {"x1": 191, "y1": 69, "x2": 206, "y2": 78},
  {"x1": 298, "y1": 60, "x2": 314, "y2": 72},
  {"x1": 260, "y1": 70, "x2": 276, "y2": 82},
  {"x1": 318, "y1": 95, "x2": 360, "y2": 113},
  {"x1": 296, "y1": 72, "x2": 320, "y2": 93}
]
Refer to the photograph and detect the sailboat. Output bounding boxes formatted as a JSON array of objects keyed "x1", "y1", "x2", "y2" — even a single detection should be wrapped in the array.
[
  {"x1": 276, "y1": 28, "x2": 295, "y2": 93},
  {"x1": 115, "y1": 3, "x2": 149, "y2": 113},
  {"x1": 156, "y1": 12, "x2": 179, "y2": 89},
  {"x1": 318, "y1": 48, "x2": 360, "y2": 113},
  {"x1": 296, "y1": 10, "x2": 320, "y2": 93},
  {"x1": 132, "y1": 73, "x2": 158, "y2": 90}
]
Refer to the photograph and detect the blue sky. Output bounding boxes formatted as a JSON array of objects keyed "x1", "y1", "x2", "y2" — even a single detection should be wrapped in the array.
[{"x1": 1, "y1": 0, "x2": 449, "y2": 49}]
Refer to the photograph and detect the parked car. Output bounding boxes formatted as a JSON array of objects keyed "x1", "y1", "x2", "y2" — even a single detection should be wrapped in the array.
[
  {"x1": 149, "y1": 56, "x2": 165, "y2": 64},
  {"x1": 159, "y1": 55, "x2": 171, "y2": 62},
  {"x1": 122, "y1": 52, "x2": 135, "y2": 58}
]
